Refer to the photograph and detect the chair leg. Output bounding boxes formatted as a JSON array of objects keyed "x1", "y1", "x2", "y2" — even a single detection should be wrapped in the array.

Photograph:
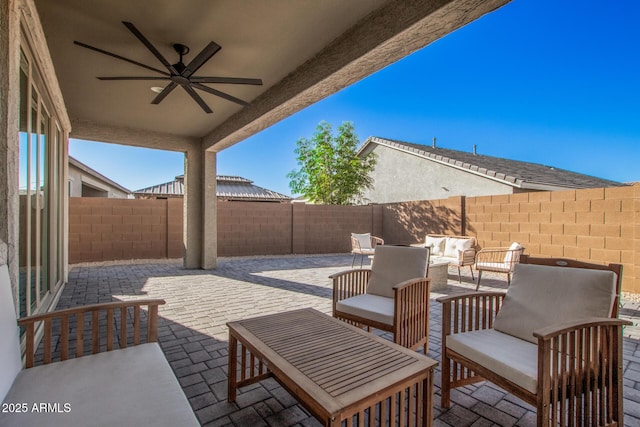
[
  {"x1": 441, "y1": 351, "x2": 452, "y2": 408},
  {"x1": 360, "y1": 254, "x2": 364, "y2": 269},
  {"x1": 507, "y1": 273, "x2": 511, "y2": 286},
  {"x1": 475, "y1": 270, "x2": 483, "y2": 291},
  {"x1": 423, "y1": 342, "x2": 428, "y2": 355},
  {"x1": 469, "y1": 265, "x2": 475, "y2": 280},
  {"x1": 351, "y1": 253, "x2": 356, "y2": 268},
  {"x1": 457, "y1": 266, "x2": 462, "y2": 284}
]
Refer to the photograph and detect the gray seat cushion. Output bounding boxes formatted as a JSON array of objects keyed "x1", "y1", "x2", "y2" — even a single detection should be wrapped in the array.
[
  {"x1": 446, "y1": 329, "x2": 538, "y2": 394},
  {"x1": 0, "y1": 343, "x2": 199, "y2": 427},
  {"x1": 335, "y1": 294, "x2": 394, "y2": 326},
  {"x1": 493, "y1": 264, "x2": 616, "y2": 344},
  {"x1": 366, "y1": 245, "x2": 429, "y2": 298}
]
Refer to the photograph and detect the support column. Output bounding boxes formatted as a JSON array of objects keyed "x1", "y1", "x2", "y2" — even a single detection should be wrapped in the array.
[
  {"x1": 202, "y1": 151, "x2": 217, "y2": 269},
  {"x1": 183, "y1": 146, "x2": 218, "y2": 269},
  {"x1": 183, "y1": 146, "x2": 203, "y2": 268}
]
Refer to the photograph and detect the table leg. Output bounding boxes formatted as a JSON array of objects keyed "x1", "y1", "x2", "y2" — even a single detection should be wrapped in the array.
[{"x1": 228, "y1": 333, "x2": 238, "y2": 402}]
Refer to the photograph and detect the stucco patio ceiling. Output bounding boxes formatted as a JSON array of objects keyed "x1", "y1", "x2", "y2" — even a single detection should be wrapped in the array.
[{"x1": 34, "y1": 0, "x2": 510, "y2": 153}]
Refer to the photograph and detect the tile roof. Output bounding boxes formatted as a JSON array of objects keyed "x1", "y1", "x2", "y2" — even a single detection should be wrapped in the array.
[
  {"x1": 361, "y1": 137, "x2": 624, "y2": 191},
  {"x1": 134, "y1": 175, "x2": 291, "y2": 202}
]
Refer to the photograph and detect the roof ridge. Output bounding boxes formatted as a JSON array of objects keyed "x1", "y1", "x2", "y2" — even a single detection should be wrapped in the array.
[{"x1": 366, "y1": 136, "x2": 624, "y2": 190}]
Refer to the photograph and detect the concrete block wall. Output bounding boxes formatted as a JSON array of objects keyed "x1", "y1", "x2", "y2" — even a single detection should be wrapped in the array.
[
  {"x1": 381, "y1": 196, "x2": 464, "y2": 245},
  {"x1": 296, "y1": 204, "x2": 376, "y2": 254},
  {"x1": 69, "y1": 197, "x2": 169, "y2": 263},
  {"x1": 217, "y1": 201, "x2": 292, "y2": 257},
  {"x1": 68, "y1": 185, "x2": 638, "y2": 292},
  {"x1": 69, "y1": 199, "x2": 378, "y2": 262},
  {"x1": 465, "y1": 184, "x2": 639, "y2": 293}
]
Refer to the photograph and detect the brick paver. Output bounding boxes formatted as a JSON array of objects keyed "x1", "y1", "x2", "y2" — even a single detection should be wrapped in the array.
[{"x1": 53, "y1": 255, "x2": 640, "y2": 427}]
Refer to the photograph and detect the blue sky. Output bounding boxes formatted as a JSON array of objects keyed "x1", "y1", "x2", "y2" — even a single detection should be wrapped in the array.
[{"x1": 70, "y1": 0, "x2": 640, "y2": 196}]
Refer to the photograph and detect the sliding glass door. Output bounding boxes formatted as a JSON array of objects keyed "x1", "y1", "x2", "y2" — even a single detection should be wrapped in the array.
[{"x1": 18, "y1": 43, "x2": 64, "y2": 322}]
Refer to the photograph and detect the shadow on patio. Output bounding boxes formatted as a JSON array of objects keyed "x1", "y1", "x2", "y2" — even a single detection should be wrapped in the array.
[{"x1": 46, "y1": 255, "x2": 640, "y2": 427}]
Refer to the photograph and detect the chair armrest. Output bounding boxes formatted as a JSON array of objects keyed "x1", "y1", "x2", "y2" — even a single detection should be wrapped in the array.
[
  {"x1": 371, "y1": 236, "x2": 384, "y2": 246},
  {"x1": 18, "y1": 299, "x2": 166, "y2": 368},
  {"x1": 393, "y1": 278, "x2": 430, "y2": 348},
  {"x1": 436, "y1": 291, "x2": 506, "y2": 304},
  {"x1": 476, "y1": 247, "x2": 508, "y2": 260},
  {"x1": 458, "y1": 248, "x2": 476, "y2": 266},
  {"x1": 392, "y1": 277, "x2": 429, "y2": 291},
  {"x1": 533, "y1": 317, "x2": 632, "y2": 341},
  {"x1": 438, "y1": 292, "x2": 506, "y2": 336},
  {"x1": 331, "y1": 269, "x2": 371, "y2": 308},
  {"x1": 350, "y1": 236, "x2": 361, "y2": 253},
  {"x1": 533, "y1": 317, "x2": 631, "y2": 410}
]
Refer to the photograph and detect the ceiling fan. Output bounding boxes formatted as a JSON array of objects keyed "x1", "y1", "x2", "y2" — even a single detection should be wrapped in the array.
[{"x1": 74, "y1": 21, "x2": 263, "y2": 114}]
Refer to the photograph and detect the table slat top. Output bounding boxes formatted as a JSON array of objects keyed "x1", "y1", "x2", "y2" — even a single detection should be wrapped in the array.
[{"x1": 228, "y1": 308, "x2": 437, "y2": 414}]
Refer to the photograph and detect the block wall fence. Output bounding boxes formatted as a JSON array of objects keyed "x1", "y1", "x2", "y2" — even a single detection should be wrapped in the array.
[{"x1": 68, "y1": 183, "x2": 639, "y2": 292}]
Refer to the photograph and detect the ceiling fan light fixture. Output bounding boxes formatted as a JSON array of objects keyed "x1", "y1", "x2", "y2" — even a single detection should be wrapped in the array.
[{"x1": 76, "y1": 21, "x2": 263, "y2": 114}]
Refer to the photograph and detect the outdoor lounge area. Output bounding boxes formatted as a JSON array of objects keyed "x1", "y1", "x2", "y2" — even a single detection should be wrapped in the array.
[{"x1": 27, "y1": 254, "x2": 640, "y2": 427}]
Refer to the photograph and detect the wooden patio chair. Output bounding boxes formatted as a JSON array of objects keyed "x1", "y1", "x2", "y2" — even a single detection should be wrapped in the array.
[
  {"x1": 350, "y1": 233, "x2": 384, "y2": 268},
  {"x1": 437, "y1": 255, "x2": 630, "y2": 427},
  {"x1": 474, "y1": 242, "x2": 525, "y2": 290},
  {"x1": 331, "y1": 245, "x2": 431, "y2": 352}
]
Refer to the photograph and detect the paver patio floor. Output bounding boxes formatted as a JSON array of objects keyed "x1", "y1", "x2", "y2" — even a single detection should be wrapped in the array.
[{"x1": 53, "y1": 255, "x2": 640, "y2": 427}]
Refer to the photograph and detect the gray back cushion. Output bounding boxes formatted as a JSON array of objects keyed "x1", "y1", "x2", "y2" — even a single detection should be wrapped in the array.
[
  {"x1": 367, "y1": 246, "x2": 429, "y2": 298},
  {"x1": 0, "y1": 263, "x2": 23, "y2": 402},
  {"x1": 493, "y1": 263, "x2": 617, "y2": 343}
]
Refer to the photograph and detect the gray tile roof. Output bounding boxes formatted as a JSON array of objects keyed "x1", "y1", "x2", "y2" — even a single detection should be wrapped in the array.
[
  {"x1": 134, "y1": 175, "x2": 291, "y2": 202},
  {"x1": 362, "y1": 137, "x2": 624, "y2": 191}
]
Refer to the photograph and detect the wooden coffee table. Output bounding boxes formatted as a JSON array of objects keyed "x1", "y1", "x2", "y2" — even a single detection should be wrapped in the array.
[{"x1": 227, "y1": 308, "x2": 437, "y2": 427}]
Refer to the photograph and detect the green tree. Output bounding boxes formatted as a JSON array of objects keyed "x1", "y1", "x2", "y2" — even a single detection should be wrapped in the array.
[{"x1": 287, "y1": 121, "x2": 376, "y2": 205}]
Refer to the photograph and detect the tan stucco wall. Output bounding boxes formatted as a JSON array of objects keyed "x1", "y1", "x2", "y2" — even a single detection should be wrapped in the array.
[
  {"x1": 1, "y1": 0, "x2": 24, "y2": 307},
  {"x1": 68, "y1": 163, "x2": 130, "y2": 198},
  {"x1": 362, "y1": 144, "x2": 513, "y2": 203}
]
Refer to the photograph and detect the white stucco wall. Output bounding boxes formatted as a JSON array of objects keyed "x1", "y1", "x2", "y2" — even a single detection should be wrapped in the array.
[{"x1": 362, "y1": 144, "x2": 514, "y2": 203}]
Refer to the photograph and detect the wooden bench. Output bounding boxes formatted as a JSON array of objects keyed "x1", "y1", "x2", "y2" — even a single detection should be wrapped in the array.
[{"x1": 0, "y1": 255, "x2": 198, "y2": 427}]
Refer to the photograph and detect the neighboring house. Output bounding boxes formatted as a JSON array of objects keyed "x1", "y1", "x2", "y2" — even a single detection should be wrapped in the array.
[
  {"x1": 68, "y1": 156, "x2": 132, "y2": 198},
  {"x1": 358, "y1": 137, "x2": 624, "y2": 203},
  {"x1": 135, "y1": 175, "x2": 292, "y2": 202}
]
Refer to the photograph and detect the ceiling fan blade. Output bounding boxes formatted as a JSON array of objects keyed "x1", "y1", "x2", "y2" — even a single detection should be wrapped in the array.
[
  {"x1": 183, "y1": 42, "x2": 221, "y2": 78},
  {"x1": 192, "y1": 83, "x2": 250, "y2": 107},
  {"x1": 122, "y1": 21, "x2": 178, "y2": 75},
  {"x1": 182, "y1": 85, "x2": 213, "y2": 113},
  {"x1": 190, "y1": 77, "x2": 263, "y2": 85},
  {"x1": 151, "y1": 82, "x2": 178, "y2": 104},
  {"x1": 97, "y1": 76, "x2": 170, "y2": 81},
  {"x1": 74, "y1": 41, "x2": 169, "y2": 76}
]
